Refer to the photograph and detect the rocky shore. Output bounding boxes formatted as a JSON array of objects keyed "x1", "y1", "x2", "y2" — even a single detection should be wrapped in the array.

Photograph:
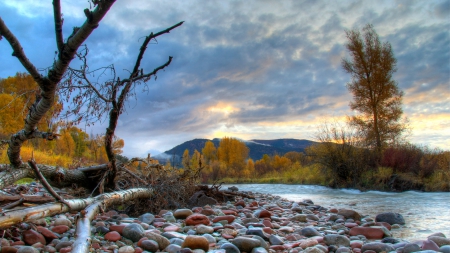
[{"x1": 1, "y1": 189, "x2": 449, "y2": 253}]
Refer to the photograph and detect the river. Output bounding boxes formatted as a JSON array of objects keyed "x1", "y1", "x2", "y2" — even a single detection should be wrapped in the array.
[{"x1": 222, "y1": 184, "x2": 450, "y2": 241}]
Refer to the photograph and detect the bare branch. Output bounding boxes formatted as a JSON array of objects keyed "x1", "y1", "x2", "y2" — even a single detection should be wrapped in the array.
[
  {"x1": 28, "y1": 159, "x2": 71, "y2": 207},
  {"x1": 0, "y1": 18, "x2": 44, "y2": 85},
  {"x1": 53, "y1": 0, "x2": 64, "y2": 53}
]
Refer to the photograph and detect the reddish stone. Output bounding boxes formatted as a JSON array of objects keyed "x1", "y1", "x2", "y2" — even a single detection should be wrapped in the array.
[
  {"x1": 234, "y1": 200, "x2": 245, "y2": 207},
  {"x1": 329, "y1": 208, "x2": 339, "y2": 213},
  {"x1": 263, "y1": 227, "x2": 274, "y2": 234},
  {"x1": 37, "y1": 226, "x2": 58, "y2": 240},
  {"x1": 344, "y1": 222, "x2": 359, "y2": 228},
  {"x1": 158, "y1": 210, "x2": 169, "y2": 216},
  {"x1": 353, "y1": 248, "x2": 362, "y2": 253},
  {"x1": 258, "y1": 210, "x2": 271, "y2": 218},
  {"x1": 250, "y1": 201, "x2": 258, "y2": 207},
  {"x1": 221, "y1": 233, "x2": 234, "y2": 239},
  {"x1": 31, "y1": 242, "x2": 45, "y2": 248},
  {"x1": 212, "y1": 215, "x2": 235, "y2": 224},
  {"x1": 105, "y1": 210, "x2": 119, "y2": 217},
  {"x1": 92, "y1": 243, "x2": 101, "y2": 249},
  {"x1": 185, "y1": 214, "x2": 210, "y2": 226},
  {"x1": 109, "y1": 224, "x2": 126, "y2": 234},
  {"x1": 349, "y1": 227, "x2": 384, "y2": 239},
  {"x1": 152, "y1": 222, "x2": 164, "y2": 227},
  {"x1": 59, "y1": 246, "x2": 72, "y2": 253},
  {"x1": 375, "y1": 222, "x2": 391, "y2": 230},
  {"x1": 1, "y1": 246, "x2": 18, "y2": 253},
  {"x1": 22, "y1": 229, "x2": 46, "y2": 245},
  {"x1": 200, "y1": 208, "x2": 215, "y2": 216},
  {"x1": 51, "y1": 225, "x2": 69, "y2": 234},
  {"x1": 153, "y1": 218, "x2": 165, "y2": 223},
  {"x1": 163, "y1": 225, "x2": 180, "y2": 232},
  {"x1": 422, "y1": 239, "x2": 440, "y2": 251},
  {"x1": 10, "y1": 242, "x2": 24, "y2": 246},
  {"x1": 137, "y1": 237, "x2": 149, "y2": 247},
  {"x1": 134, "y1": 247, "x2": 144, "y2": 253},
  {"x1": 104, "y1": 231, "x2": 121, "y2": 242},
  {"x1": 350, "y1": 241, "x2": 363, "y2": 249},
  {"x1": 262, "y1": 219, "x2": 273, "y2": 228},
  {"x1": 270, "y1": 245, "x2": 286, "y2": 250},
  {"x1": 192, "y1": 207, "x2": 203, "y2": 213},
  {"x1": 222, "y1": 210, "x2": 238, "y2": 216}
]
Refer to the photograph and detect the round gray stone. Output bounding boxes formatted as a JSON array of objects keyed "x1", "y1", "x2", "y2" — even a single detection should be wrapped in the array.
[
  {"x1": 220, "y1": 242, "x2": 241, "y2": 253},
  {"x1": 122, "y1": 223, "x2": 144, "y2": 242},
  {"x1": 375, "y1": 212, "x2": 405, "y2": 225},
  {"x1": 138, "y1": 213, "x2": 155, "y2": 224}
]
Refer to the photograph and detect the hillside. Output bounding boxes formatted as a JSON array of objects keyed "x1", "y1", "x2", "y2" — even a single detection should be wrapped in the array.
[{"x1": 158, "y1": 138, "x2": 317, "y2": 163}]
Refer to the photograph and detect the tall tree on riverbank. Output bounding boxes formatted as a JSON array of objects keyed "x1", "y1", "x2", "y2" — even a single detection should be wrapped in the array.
[{"x1": 342, "y1": 24, "x2": 406, "y2": 154}]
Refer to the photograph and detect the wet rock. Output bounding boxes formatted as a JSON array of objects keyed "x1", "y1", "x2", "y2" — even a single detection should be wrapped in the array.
[
  {"x1": 22, "y1": 230, "x2": 46, "y2": 246},
  {"x1": 349, "y1": 227, "x2": 385, "y2": 239},
  {"x1": 381, "y1": 237, "x2": 399, "y2": 244},
  {"x1": 306, "y1": 214, "x2": 320, "y2": 221},
  {"x1": 323, "y1": 234, "x2": 350, "y2": 247},
  {"x1": 51, "y1": 225, "x2": 69, "y2": 234},
  {"x1": 361, "y1": 242, "x2": 395, "y2": 253},
  {"x1": 186, "y1": 214, "x2": 210, "y2": 226},
  {"x1": 122, "y1": 223, "x2": 144, "y2": 242},
  {"x1": 337, "y1": 209, "x2": 361, "y2": 221},
  {"x1": 138, "y1": 213, "x2": 155, "y2": 224},
  {"x1": 165, "y1": 244, "x2": 182, "y2": 253},
  {"x1": 251, "y1": 247, "x2": 268, "y2": 253},
  {"x1": 220, "y1": 242, "x2": 241, "y2": 253},
  {"x1": 375, "y1": 212, "x2": 405, "y2": 225},
  {"x1": 54, "y1": 241, "x2": 73, "y2": 252},
  {"x1": 246, "y1": 228, "x2": 269, "y2": 241},
  {"x1": 213, "y1": 215, "x2": 235, "y2": 224},
  {"x1": 268, "y1": 234, "x2": 284, "y2": 245},
  {"x1": 182, "y1": 235, "x2": 210, "y2": 251},
  {"x1": 16, "y1": 247, "x2": 39, "y2": 253},
  {"x1": 440, "y1": 245, "x2": 450, "y2": 253},
  {"x1": 36, "y1": 227, "x2": 58, "y2": 240},
  {"x1": 253, "y1": 209, "x2": 271, "y2": 219},
  {"x1": 161, "y1": 231, "x2": 187, "y2": 240},
  {"x1": 422, "y1": 239, "x2": 440, "y2": 251},
  {"x1": 174, "y1": 209, "x2": 194, "y2": 219},
  {"x1": 231, "y1": 237, "x2": 261, "y2": 252},
  {"x1": 335, "y1": 247, "x2": 351, "y2": 253},
  {"x1": 140, "y1": 239, "x2": 159, "y2": 252},
  {"x1": 402, "y1": 243, "x2": 421, "y2": 253}
]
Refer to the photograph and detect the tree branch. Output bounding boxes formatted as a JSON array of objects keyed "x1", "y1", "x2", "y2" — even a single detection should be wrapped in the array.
[
  {"x1": 0, "y1": 18, "x2": 44, "y2": 86},
  {"x1": 53, "y1": 0, "x2": 64, "y2": 53}
]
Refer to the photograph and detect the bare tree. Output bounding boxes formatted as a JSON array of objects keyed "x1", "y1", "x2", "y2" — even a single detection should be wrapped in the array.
[
  {"x1": 58, "y1": 22, "x2": 184, "y2": 191},
  {"x1": 342, "y1": 24, "x2": 406, "y2": 155},
  {"x1": 0, "y1": 0, "x2": 116, "y2": 167}
]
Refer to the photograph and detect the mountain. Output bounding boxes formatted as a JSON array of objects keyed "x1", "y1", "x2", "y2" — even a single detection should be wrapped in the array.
[{"x1": 156, "y1": 138, "x2": 317, "y2": 163}]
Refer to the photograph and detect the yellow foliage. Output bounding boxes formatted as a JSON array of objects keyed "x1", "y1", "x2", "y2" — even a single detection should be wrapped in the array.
[{"x1": 0, "y1": 146, "x2": 73, "y2": 167}]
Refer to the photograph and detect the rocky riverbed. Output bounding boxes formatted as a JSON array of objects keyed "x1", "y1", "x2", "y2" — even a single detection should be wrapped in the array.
[{"x1": 1, "y1": 189, "x2": 449, "y2": 253}]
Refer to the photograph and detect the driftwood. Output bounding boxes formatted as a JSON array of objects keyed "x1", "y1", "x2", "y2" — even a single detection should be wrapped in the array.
[{"x1": 0, "y1": 187, "x2": 153, "y2": 229}]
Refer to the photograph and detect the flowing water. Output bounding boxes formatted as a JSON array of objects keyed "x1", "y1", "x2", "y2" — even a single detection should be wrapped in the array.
[{"x1": 223, "y1": 184, "x2": 450, "y2": 241}]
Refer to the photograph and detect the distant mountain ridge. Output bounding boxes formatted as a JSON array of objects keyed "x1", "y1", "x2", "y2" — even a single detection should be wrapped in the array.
[{"x1": 157, "y1": 138, "x2": 317, "y2": 163}]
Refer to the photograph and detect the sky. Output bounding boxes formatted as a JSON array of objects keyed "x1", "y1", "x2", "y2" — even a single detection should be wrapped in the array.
[{"x1": 0, "y1": 0, "x2": 449, "y2": 158}]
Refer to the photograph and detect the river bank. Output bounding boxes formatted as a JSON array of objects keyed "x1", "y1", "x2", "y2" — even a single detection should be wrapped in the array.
[{"x1": 0, "y1": 186, "x2": 449, "y2": 253}]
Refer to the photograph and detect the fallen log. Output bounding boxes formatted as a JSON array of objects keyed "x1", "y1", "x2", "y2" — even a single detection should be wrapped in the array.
[{"x1": 0, "y1": 187, "x2": 153, "y2": 229}]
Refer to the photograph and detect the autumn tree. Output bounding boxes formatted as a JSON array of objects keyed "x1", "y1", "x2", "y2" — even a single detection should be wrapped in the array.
[
  {"x1": 202, "y1": 140, "x2": 217, "y2": 164},
  {"x1": 0, "y1": 1, "x2": 116, "y2": 167},
  {"x1": 217, "y1": 137, "x2": 249, "y2": 176},
  {"x1": 342, "y1": 24, "x2": 406, "y2": 154}
]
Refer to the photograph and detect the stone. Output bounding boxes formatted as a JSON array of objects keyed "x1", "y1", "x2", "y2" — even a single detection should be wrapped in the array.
[
  {"x1": 213, "y1": 215, "x2": 235, "y2": 224},
  {"x1": 306, "y1": 214, "x2": 320, "y2": 221},
  {"x1": 188, "y1": 191, "x2": 218, "y2": 207},
  {"x1": 422, "y1": 239, "x2": 440, "y2": 251},
  {"x1": 170, "y1": 238, "x2": 185, "y2": 246},
  {"x1": 186, "y1": 214, "x2": 210, "y2": 226},
  {"x1": 246, "y1": 228, "x2": 269, "y2": 240},
  {"x1": 349, "y1": 227, "x2": 385, "y2": 239},
  {"x1": 161, "y1": 231, "x2": 187, "y2": 240},
  {"x1": 268, "y1": 235, "x2": 284, "y2": 245},
  {"x1": 96, "y1": 226, "x2": 110, "y2": 234},
  {"x1": 231, "y1": 237, "x2": 261, "y2": 252},
  {"x1": 1, "y1": 246, "x2": 18, "y2": 253},
  {"x1": 165, "y1": 244, "x2": 182, "y2": 253},
  {"x1": 181, "y1": 235, "x2": 210, "y2": 251},
  {"x1": 174, "y1": 209, "x2": 194, "y2": 219},
  {"x1": 122, "y1": 223, "x2": 145, "y2": 242},
  {"x1": 323, "y1": 234, "x2": 350, "y2": 247},
  {"x1": 53, "y1": 218, "x2": 72, "y2": 227},
  {"x1": 42, "y1": 246, "x2": 56, "y2": 253},
  {"x1": 140, "y1": 239, "x2": 159, "y2": 252},
  {"x1": 144, "y1": 231, "x2": 170, "y2": 250},
  {"x1": 220, "y1": 242, "x2": 241, "y2": 253},
  {"x1": 299, "y1": 238, "x2": 319, "y2": 249},
  {"x1": 254, "y1": 209, "x2": 271, "y2": 219},
  {"x1": 16, "y1": 247, "x2": 39, "y2": 253},
  {"x1": 105, "y1": 231, "x2": 121, "y2": 242},
  {"x1": 118, "y1": 245, "x2": 135, "y2": 253},
  {"x1": 303, "y1": 246, "x2": 324, "y2": 253},
  {"x1": 228, "y1": 186, "x2": 239, "y2": 192},
  {"x1": 375, "y1": 212, "x2": 405, "y2": 225},
  {"x1": 138, "y1": 213, "x2": 155, "y2": 224},
  {"x1": 440, "y1": 245, "x2": 450, "y2": 253},
  {"x1": 59, "y1": 246, "x2": 72, "y2": 253},
  {"x1": 202, "y1": 234, "x2": 216, "y2": 244},
  {"x1": 337, "y1": 209, "x2": 361, "y2": 221},
  {"x1": 402, "y1": 243, "x2": 421, "y2": 253},
  {"x1": 361, "y1": 242, "x2": 395, "y2": 253},
  {"x1": 335, "y1": 247, "x2": 352, "y2": 253},
  {"x1": 51, "y1": 225, "x2": 69, "y2": 234},
  {"x1": 428, "y1": 235, "x2": 450, "y2": 247},
  {"x1": 36, "y1": 226, "x2": 58, "y2": 240},
  {"x1": 55, "y1": 241, "x2": 73, "y2": 252},
  {"x1": 290, "y1": 214, "x2": 307, "y2": 222},
  {"x1": 22, "y1": 230, "x2": 46, "y2": 246},
  {"x1": 196, "y1": 225, "x2": 214, "y2": 234},
  {"x1": 298, "y1": 227, "x2": 321, "y2": 237},
  {"x1": 109, "y1": 224, "x2": 126, "y2": 234}
]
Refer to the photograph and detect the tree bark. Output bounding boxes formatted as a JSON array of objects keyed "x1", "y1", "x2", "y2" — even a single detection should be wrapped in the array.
[{"x1": 0, "y1": 187, "x2": 153, "y2": 229}]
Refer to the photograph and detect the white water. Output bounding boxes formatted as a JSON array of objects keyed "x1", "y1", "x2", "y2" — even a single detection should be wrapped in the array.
[{"x1": 223, "y1": 184, "x2": 450, "y2": 241}]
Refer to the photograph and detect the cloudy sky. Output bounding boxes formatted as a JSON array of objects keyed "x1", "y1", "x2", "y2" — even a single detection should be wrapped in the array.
[{"x1": 1, "y1": 0, "x2": 449, "y2": 157}]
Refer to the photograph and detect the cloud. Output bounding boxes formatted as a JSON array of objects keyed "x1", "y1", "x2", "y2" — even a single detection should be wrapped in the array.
[{"x1": 1, "y1": 0, "x2": 448, "y2": 157}]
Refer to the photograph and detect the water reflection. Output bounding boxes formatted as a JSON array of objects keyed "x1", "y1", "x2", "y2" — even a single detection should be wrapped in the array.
[{"x1": 223, "y1": 184, "x2": 450, "y2": 241}]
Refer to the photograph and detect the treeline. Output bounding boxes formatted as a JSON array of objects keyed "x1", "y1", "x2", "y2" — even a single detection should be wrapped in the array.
[
  {"x1": 179, "y1": 136, "x2": 449, "y2": 192},
  {"x1": 0, "y1": 74, "x2": 124, "y2": 167}
]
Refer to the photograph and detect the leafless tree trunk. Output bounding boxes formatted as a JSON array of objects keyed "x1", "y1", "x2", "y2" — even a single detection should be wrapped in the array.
[{"x1": 0, "y1": 0, "x2": 116, "y2": 167}]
